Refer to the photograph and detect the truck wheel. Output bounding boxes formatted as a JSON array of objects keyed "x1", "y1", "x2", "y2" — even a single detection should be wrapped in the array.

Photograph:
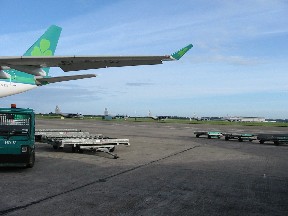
[
  {"x1": 259, "y1": 140, "x2": 264, "y2": 144},
  {"x1": 208, "y1": 135, "x2": 211, "y2": 139},
  {"x1": 274, "y1": 141, "x2": 280, "y2": 146},
  {"x1": 76, "y1": 146, "x2": 83, "y2": 153},
  {"x1": 238, "y1": 138, "x2": 243, "y2": 142},
  {"x1": 225, "y1": 137, "x2": 229, "y2": 141},
  {"x1": 72, "y1": 146, "x2": 76, "y2": 153},
  {"x1": 109, "y1": 147, "x2": 115, "y2": 152},
  {"x1": 27, "y1": 152, "x2": 35, "y2": 168},
  {"x1": 53, "y1": 145, "x2": 58, "y2": 150},
  {"x1": 196, "y1": 134, "x2": 200, "y2": 138}
]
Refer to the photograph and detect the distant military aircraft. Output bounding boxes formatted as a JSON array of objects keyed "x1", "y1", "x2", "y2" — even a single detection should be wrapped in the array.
[
  {"x1": 0, "y1": 25, "x2": 192, "y2": 98},
  {"x1": 60, "y1": 113, "x2": 84, "y2": 119},
  {"x1": 148, "y1": 110, "x2": 168, "y2": 121},
  {"x1": 150, "y1": 116, "x2": 168, "y2": 121},
  {"x1": 54, "y1": 105, "x2": 83, "y2": 118}
]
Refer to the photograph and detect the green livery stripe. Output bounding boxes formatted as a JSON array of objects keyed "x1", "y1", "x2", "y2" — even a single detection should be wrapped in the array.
[
  {"x1": 1, "y1": 69, "x2": 36, "y2": 85},
  {"x1": 171, "y1": 44, "x2": 193, "y2": 60}
]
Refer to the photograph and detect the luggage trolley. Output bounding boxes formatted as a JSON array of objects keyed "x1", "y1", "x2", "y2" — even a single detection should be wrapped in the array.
[
  {"x1": 194, "y1": 131, "x2": 223, "y2": 139},
  {"x1": 257, "y1": 134, "x2": 288, "y2": 146},
  {"x1": 223, "y1": 133, "x2": 256, "y2": 142}
]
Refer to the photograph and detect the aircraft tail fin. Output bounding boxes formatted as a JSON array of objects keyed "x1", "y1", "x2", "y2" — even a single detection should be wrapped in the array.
[{"x1": 23, "y1": 25, "x2": 62, "y2": 74}]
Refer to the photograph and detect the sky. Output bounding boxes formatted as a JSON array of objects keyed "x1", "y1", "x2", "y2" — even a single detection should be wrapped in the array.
[{"x1": 0, "y1": 0, "x2": 288, "y2": 118}]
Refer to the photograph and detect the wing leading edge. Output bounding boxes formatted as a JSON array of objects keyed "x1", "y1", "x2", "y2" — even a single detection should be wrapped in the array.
[{"x1": 0, "y1": 44, "x2": 193, "y2": 74}]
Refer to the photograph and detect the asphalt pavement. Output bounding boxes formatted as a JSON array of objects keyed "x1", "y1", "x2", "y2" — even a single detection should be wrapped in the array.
[{"x1": 0, "y1": 119, "x2": 287, "y2": 216}]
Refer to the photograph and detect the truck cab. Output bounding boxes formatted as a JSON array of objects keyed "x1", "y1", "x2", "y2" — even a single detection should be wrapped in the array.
[{"x1": 0, "y1": 105, "x2": 35, "y2": 168}]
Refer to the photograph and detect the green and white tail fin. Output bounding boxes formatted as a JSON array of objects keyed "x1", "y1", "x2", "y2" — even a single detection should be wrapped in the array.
[{"x1": 23, "y1": 25, "x2": 62, "y2": 75}]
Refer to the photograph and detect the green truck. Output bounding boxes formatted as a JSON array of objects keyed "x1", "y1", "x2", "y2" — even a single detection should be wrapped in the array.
[{"x1": 0, "y1": 106, "x2": 35, "y2": 168}]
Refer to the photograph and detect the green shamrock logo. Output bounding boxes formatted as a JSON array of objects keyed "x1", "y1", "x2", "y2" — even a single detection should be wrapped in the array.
[{"x1": 31, "y1": 39, "x2": 52, "y2": 56}]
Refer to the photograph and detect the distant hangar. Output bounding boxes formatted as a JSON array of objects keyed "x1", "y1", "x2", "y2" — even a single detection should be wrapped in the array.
[{"x1": 225, "y1": 116, "x2": 265, "y2": 122}]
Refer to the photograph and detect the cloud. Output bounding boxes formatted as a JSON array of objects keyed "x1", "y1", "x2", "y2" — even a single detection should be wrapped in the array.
[
  {"x1": 126, "y1": 82, "x2": 154, "y2": 87},
  {"x1": 191, "y1": 55, "x2": 263, "y2": 66}
]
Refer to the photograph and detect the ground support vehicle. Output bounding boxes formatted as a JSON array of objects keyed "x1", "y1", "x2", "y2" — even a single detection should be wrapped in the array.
[
  {"x1": 194, "y1": 131, "x2": 222, "y2": 139},
  {"x1": 36, "y1": 129, "x2": 130, "y2": 159},
  {"x1": 257, "y1": 134, "x2": 288, "y2": 146},
  {"x1": 0, "y1": 106, "x2": 35, "y2": 168},
  {"x1": 223, "y1": 133, "x2": 256, "y2": 142}
]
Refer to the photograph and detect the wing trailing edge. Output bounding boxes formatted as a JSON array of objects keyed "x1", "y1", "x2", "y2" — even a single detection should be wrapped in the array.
[{"x1": 35, "y1": 74, "x2": 96, "y2": 85}]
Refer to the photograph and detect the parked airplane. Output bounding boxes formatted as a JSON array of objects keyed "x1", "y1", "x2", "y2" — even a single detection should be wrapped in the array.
[
  {"x1": 148, "y1": 111, "x2": 168, "y2": 121},
  {"x1": 0, "y1": 25, "x2": 192, "y2": 98},
  {"x1": 150, "y1": 116, "x2": 168, "y2": 121},
  {"x1": 54, "y1": 105, "x2": 83, "y2": 118}
]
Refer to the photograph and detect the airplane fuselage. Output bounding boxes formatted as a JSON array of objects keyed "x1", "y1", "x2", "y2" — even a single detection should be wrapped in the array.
[{"x1": 0, "y1": 80, "x2": 36, "y2": 98}]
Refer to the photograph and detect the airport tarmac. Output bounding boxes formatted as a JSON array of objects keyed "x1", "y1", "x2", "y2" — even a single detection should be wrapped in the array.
[{"x1": 1, "y1": 119, "x2": 288, "y2": 215}]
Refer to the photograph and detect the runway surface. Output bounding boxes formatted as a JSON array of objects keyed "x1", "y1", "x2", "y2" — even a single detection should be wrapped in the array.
[{"x1": 0, "y1": 119, "x2": 288, "y2": 215}]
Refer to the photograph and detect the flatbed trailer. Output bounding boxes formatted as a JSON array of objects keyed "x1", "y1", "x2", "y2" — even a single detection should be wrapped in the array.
[
  {"x1": 223, "y1": 133, "x2": 256, "y2": 142},
  {"x1": 257, "y1": 134, "x2": 288, "y2": 146},
  {"x1": 53, "y1": 138, "x2": 130, "y2": 158},
  {"x1": 37, "y1": 129, "x2": 130, "y2": 158},
  {"x1": 36, "y1": 129, "x2": 81, "y2": 132},
  {"x1": 38, "y1": 132, "x2": 93, "y2": 142},
  {"x1": 194, "y1": 131, "x2": 222, "y2": 139},
  {"x1": 35, "y1": 129, "x2": 83, "y2": 141}
]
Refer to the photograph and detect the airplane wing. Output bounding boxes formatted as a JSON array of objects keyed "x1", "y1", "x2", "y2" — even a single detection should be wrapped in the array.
[
  {"x1": 35, "y1": 74, "x2": 96, "y2": 85},
  {"x1": 0, "y1": 44, "x2": 192, "y2": 74}
]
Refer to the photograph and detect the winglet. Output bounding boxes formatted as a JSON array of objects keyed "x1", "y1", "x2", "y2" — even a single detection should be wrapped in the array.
[{"x1": 171, "y1": 44, "x2": 193, "y2": 60}]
